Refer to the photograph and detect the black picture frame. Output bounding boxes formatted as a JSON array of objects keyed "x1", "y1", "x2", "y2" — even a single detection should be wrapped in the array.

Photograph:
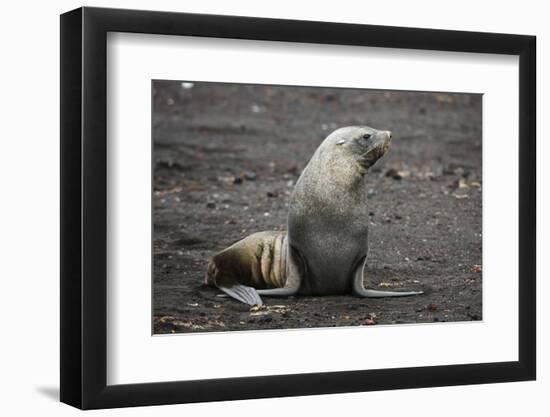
[{"x1": 60, "y1": 6, "x2": 536, "y2": 410}]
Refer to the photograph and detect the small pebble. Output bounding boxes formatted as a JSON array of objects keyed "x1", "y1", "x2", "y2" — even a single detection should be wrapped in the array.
[
  {"x1": 242, "y1": 170, "x2": 257, "y2": 181},
  {"x1": 385, "y1": 168, "x2": 407, "y2": 180}
]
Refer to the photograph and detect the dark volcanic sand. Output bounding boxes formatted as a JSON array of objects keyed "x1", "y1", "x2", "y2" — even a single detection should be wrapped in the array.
[{"x1": 152, "y1": 81, "x2": 482, "y2": 334}]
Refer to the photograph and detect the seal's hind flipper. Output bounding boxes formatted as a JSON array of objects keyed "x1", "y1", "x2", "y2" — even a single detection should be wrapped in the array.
[{"x1": 218, "y1": 283, "x2": 264, "y2": 306}]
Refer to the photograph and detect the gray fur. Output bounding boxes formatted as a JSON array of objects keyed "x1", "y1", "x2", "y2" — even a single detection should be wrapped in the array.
[{"x1": 206, "y1": 126, "x2": 423, "y2": 305}]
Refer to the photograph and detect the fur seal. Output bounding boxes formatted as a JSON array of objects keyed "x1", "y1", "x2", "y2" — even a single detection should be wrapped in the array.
[{"x1": 205, "y1": 126, "x2": 423, "y2": 305}]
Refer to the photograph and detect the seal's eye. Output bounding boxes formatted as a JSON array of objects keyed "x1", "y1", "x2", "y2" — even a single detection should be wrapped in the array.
[{"x1": 358, "y1": 133, "x2": 372, "y2": 146}]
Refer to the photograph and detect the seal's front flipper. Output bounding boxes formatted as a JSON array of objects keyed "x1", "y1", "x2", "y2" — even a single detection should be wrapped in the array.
[
  {"x1": 257, "y1": 287, "x2": 298, "y2": 297},
  {"x1": 257, "y1": 244, "x2": 303, "y2": 298},
  {"x1": 218, "y1": 283, "x2": 263, "y2": 306},
  {"x1": 358, "y1": 289, "x2": 423, "y2": 297},
  {"x1": 352, "y1": 257, "x2": 423, "y2": 298}
]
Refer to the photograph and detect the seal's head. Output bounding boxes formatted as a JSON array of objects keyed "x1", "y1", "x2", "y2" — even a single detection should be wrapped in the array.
[{"x1": 318, "y1": 126, "x2": 392, "y2": 175}]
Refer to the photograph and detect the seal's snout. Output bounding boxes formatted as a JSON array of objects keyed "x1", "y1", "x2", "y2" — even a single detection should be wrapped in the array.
[
  {"x1": 329, "y1": 126, "x2": 393, "y2": 170},
  {"x1": 382, "y1": 130, "x2": 392, "y2": 152},
  {"x1": 373, "y1": 130, "x2": 392, "y2": 157}
]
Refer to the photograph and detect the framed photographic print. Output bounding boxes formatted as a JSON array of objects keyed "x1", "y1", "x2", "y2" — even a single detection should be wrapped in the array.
[{"x1": 60, "y1": 6, "x2": 536, "y2": 409}]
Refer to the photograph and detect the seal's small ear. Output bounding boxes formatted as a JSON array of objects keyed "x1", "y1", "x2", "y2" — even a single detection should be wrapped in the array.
[{"x1": 336, "y1": 139, "x2": 346, "y2": 146}]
